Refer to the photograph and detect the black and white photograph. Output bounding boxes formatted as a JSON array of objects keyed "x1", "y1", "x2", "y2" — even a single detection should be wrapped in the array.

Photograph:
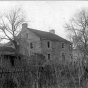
[{"x1": 0, "y1": 1, "x2": 88, "y2": 88}]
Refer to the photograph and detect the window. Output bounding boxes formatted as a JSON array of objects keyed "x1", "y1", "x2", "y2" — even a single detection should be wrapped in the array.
[
  {"x1": 62, "y1": 53, "x2": 65, "y2": 61},
  {"x1": 10, "y1": 58, "x2": 14, "y2": 66},
  {"x1": 26, "y1": 33, "x2": 28, "y2": 38},
  {"x1": 30, "y1": 43, "x2": 33, "y2": 49},
  {"x1": 47, "y1": 41, "x2": 50, "y2": 48},
  {"x1": 48, "y1": 54, "x2": 50, "y2": 60},
  {"x1": 69, "y1": 44, "x2": 72, "y2": 50},
  {"x1": 62, "y1": 43, "x2": 64, "y2": 48}
]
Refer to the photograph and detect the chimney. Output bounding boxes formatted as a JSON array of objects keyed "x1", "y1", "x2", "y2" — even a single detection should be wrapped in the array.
[
  {"x1": 49, "y1": 29, "x2": 55, "y2": 34},
  {"x1": 22, "y1": 23, "x2": 28, "y2": 29}
]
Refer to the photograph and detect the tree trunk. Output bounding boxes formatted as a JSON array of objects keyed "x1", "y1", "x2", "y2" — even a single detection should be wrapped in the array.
[{"x1": 12, "y1": 40, "x2": 19, "y2": 55}]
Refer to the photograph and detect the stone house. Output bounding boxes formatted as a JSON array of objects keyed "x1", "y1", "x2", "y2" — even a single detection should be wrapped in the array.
[{"x1": 17, "y1": 23, "x2": 72, "y2": 63}]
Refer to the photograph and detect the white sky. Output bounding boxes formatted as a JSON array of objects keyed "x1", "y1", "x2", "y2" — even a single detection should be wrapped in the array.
[{"x1": 0, "y1": 1, "x2": 88, "y2": 40}]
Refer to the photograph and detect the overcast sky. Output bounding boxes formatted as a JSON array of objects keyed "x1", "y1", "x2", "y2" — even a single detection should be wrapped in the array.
[{"x1": 0, "y1": 1, "x2": 88, "y2": 40}]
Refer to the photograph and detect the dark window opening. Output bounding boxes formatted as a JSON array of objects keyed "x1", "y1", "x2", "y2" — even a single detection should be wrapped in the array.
[
  {"x1": 62, "y1": 43, "x2": 64, "y2": 48},
  {"x1": 62, "y1": 53, "x2": 65, "y2": 61},
  {"x1": 10, "y1": 58, "x2": 14, "y2": 66},
  {"x1": 47, "y1": 41, "x2": 50, "y2": 48},
  {"x1": 30, "y1": 43, "x2": 33, "y2": 49},
  {"x1": 48, "y1": 54, "x2": 50, "y2": 60}
]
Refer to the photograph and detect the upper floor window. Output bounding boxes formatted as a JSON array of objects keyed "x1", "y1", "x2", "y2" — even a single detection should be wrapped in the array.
[
  {"x1": 62, "y1": 43, "x2": 64, "y2": 48},
  {"x1": 62, "y1": 53, "x2": 65, "y2": 61},
  {"x1": 30, "y1": 43, "x2": 33, "y2": 49},
  {"x1": 26, "y1": 33, "x2": 28, "y2": 38},
  {"x1": 48, "y1": 54, "x2": 50, "y2": 60},
  {"x1": 69, "y1": 44, "x2": 72, "y2": 50},
  {"x1": 47, "y1": 41, "x2": 50, "y2": 48}
]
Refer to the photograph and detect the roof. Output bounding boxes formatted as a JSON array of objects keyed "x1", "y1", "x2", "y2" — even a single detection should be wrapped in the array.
[
  {"x1": 0, "y1": 46, "x2": 15, "y2": 52},
  {"x1": 0, "y1": 27, "x2": 71, "y2": 50},
  {"x1": 28, "y1": 28, "x2": 71, "y2": 44}
]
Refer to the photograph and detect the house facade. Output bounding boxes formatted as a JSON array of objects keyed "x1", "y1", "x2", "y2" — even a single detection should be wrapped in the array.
[{"x1": 16, "y1": 23, "x2": 72, "y2": 63}]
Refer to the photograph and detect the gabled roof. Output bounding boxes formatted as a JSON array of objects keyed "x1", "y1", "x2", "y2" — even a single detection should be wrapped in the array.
[
  {"x1": 0, "y1": 27, "x2": 71, "y2": 51},
  {"x1": 28, "y1": 28, "x2": 71, "y2": 44}
]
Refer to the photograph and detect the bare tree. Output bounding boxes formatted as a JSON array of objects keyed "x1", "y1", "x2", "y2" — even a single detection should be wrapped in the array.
[
  {"x1": 0, "y1": 7, "x2": 25, "y2": 52},
  {"x1": 64, "y1": 8, "x2": 88, "y2": 88},
  {"x1": 65, "y1": 8, "x2": 88, "y2": 65}
]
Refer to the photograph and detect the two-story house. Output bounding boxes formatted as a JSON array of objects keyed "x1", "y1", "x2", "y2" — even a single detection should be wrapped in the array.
[
  {"x1": 17, "y1": 23, "x2": 72, "y2": 62},
  {"x1": 0, "y1": 23, "x2": 72, "y2": 63}
]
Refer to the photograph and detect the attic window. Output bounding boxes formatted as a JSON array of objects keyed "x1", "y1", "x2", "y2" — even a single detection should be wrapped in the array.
[
  {"x1": 47, "y1": 41, "x2": 50, "y2": 48},
  {"x1": 30, "y1": 43, "x2": 33, "y2": 49}
]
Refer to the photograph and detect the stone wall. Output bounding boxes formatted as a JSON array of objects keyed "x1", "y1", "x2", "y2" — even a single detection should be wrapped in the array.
[
  {"x1": 40, "y1": 39, "x2": 53, "y2": 60},
  {"x1": 41, "y1": 39, "x2": 72, "y2": 62},
  {"x1": 18, "y1": 28, "x2": 42, "y2": 56}
]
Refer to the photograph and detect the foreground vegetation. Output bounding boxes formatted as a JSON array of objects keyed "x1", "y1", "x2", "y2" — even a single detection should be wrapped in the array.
[{"x1": 0, "y1": 53, "x2": 88, "y2": 88}]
